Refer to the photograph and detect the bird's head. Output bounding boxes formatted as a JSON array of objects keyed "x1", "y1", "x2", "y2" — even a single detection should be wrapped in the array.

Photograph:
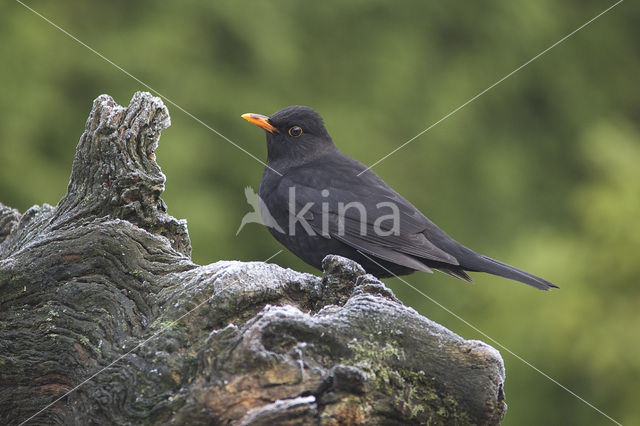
[{"x1": 242, "y1": 105, "x2": 335, "y2": 166}]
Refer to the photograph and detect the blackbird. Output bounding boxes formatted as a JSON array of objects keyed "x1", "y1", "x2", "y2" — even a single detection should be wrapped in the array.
[{"x1": 242, "y1": 106, "x2": 557, "y2": 290}]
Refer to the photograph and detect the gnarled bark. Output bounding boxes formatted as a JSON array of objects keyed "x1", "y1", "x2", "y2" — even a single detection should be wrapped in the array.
[{"x1": 0, "y1": 92, "x2": 506, "y2": 425}]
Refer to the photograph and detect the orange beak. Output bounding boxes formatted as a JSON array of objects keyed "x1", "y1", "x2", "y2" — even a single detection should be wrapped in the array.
[{"x1": 241, "y1": 113, "x2": 279, "y2": 134}]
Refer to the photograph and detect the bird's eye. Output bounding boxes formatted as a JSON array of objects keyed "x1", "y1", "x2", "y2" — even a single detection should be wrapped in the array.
[{"x1": 288, "y1": 126, "x2": 303, "y2": 137}]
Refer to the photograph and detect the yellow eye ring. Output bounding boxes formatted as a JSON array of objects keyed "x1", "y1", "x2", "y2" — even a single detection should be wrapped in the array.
[{"x1": 288, "y1": 126, "x2": 303, "y2": 137}]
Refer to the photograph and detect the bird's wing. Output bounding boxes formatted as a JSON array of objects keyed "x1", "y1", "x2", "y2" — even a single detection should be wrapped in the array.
[{"x1": 275, "y1": 154, "x2": 460, "y2": 266}]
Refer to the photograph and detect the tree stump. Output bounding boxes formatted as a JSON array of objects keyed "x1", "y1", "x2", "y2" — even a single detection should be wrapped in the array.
[{"x1": 0, "y1": 92, "x2": 506, "y2": 425}]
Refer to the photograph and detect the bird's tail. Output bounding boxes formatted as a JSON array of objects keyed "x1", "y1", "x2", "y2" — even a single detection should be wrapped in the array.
[{"x1": 465, "y1": 254, "x2": 558, "y2": 290}]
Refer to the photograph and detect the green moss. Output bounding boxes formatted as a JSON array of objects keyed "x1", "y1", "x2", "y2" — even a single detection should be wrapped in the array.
[
  {"x1": 131, "y1": 269, "x2": 145, "y2": 279},
  {"x1": 344, "y1": 339, "x2": 403, "y2": 393},
  {"x1": 343, "y1": 339, "x2": 472, "y2": 424},
  {"x1": 150, "y1": 317, "x2": 180, "y2": 332}
]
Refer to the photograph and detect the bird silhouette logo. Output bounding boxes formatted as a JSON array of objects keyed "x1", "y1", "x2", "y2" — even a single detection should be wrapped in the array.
[{"x1": 236, "y1": 186, "x2": 285, "y2": 235}]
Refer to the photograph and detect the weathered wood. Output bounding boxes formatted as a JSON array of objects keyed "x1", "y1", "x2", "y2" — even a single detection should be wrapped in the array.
[{"x1": 0, "y1": 92, "x2": 506, "y2": 425}]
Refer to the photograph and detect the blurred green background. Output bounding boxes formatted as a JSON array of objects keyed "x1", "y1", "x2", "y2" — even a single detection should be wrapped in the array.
[{"x1": 1, "y1": 1, "x2": 638, "y2": 424}]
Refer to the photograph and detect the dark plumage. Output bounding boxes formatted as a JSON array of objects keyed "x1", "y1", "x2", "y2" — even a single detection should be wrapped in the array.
[{"x1": 242, "y1": 105, "x2": 558, "y2": 290}]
